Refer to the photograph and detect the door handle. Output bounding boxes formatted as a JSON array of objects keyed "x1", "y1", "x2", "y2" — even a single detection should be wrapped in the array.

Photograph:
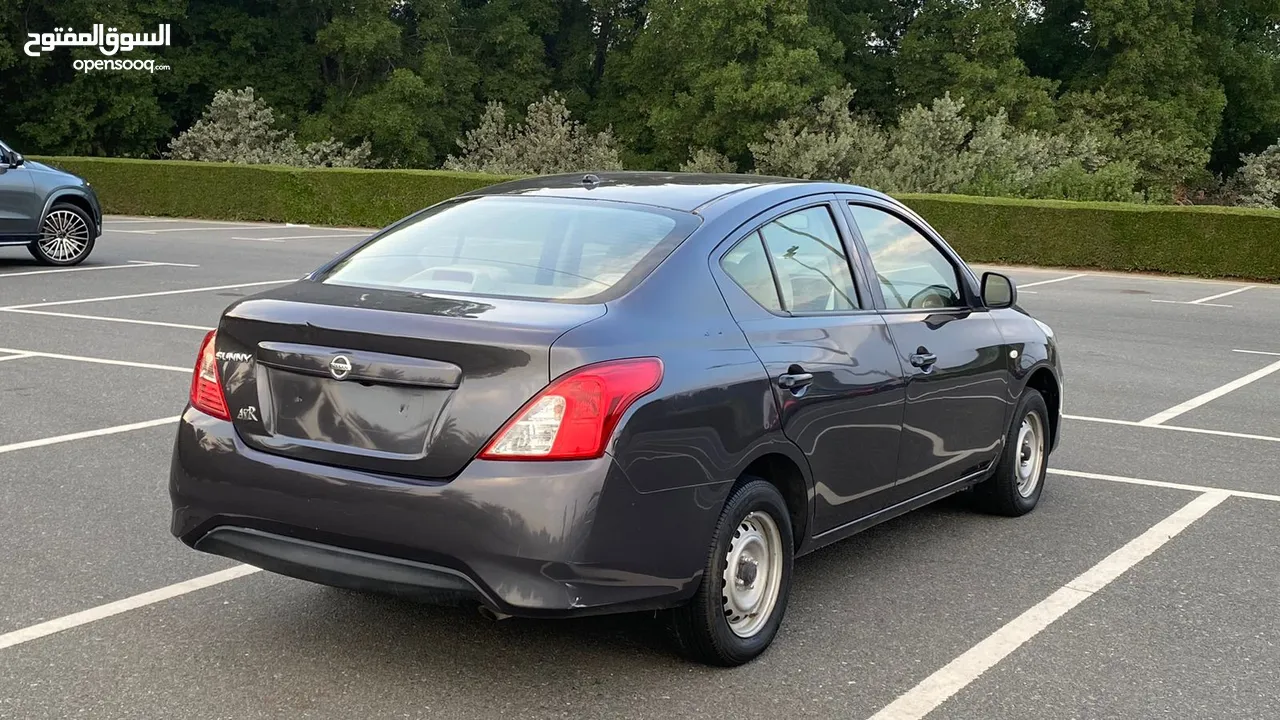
[
  {"x1": 777, "y1": 372, "x2": 814, "y2": 390},
  {"x1": 910, "y1": 352, "x2": 937, "y2": 369}
]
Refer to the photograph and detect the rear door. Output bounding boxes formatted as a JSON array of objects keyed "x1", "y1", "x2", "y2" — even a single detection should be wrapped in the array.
[
  {"x1": 712, "y1": 196, "x2": 907, "y2": 535},
  {"x1": 839, "y1": 197, "x2": 1011, "y2": 504}
]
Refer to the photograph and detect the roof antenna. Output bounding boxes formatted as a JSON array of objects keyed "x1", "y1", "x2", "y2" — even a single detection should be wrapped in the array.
[{"x1": 581, "y1": 173, "x2": 600, "y2": 188}]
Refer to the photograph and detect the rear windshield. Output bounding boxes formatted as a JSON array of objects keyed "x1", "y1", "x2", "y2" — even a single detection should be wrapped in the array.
[{"x1": 318, "y1": 196, "x2": 692, "y2": 302}]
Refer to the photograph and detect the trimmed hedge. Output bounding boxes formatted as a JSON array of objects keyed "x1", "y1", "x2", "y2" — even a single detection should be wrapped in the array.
[
  {"x1": 898, "y1": 193, "x2": 1280, "y2": 282},
  {"x1": 34, "y1": 156, "x2": 1280, "y2": 281},
  {"x1": 34, "y1": 156, "x2": 515, "y2": 229}
]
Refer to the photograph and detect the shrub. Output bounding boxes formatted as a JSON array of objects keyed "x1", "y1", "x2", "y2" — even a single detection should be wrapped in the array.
[
  {"x1": 168, "y1": 87, "x2": 374, "y2": 168},
  {"x1": 750, "y1": 88, "x2": 891, "y2": 186},
  {"x1": 680, "y1": 148, "x2": 738, "y2": 173},
  {"x1": 1230, "y1": 142, "x2": 1280, "y2": 209},
  {"x1": 443, "y1": 94, "x2": 623, "y2": 175},
  {"x1": 751, "y1": 91, "x2": 1139, "y2": 201}
]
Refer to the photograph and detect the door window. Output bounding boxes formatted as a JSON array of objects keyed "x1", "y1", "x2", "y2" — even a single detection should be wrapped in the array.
[
  {"x1": 848, "y1": 205, "x2": 964, "y2": 310},
  {"x1": 757, "y1": 206, "x2": 860, "y2": 312}
]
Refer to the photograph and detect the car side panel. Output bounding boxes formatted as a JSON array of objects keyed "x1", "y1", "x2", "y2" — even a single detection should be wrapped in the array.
[
  {"x1": 0, "y1": 165, "x2": 37, "y2": 237},
  {"x1": 547, "y1": 237, "x2": 797, "y2": 582}
]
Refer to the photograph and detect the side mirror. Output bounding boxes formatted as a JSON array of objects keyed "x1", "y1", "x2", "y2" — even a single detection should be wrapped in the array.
[
  {"x1": 10, "y1": 152, "x2": 23, "y2": 167},
  {"x1": 981, "y1": 272, "x2": 1016, "y2": 309}
]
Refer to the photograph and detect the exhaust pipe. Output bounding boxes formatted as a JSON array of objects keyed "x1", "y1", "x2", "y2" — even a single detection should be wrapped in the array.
[{"x1": 477, "y1": 605, "x2": 511, "y2": 622}]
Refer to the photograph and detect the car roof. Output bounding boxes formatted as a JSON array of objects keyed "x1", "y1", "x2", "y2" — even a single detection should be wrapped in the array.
[{"x1": 460, "y1": 171, "x2": 892, "y2": 214}]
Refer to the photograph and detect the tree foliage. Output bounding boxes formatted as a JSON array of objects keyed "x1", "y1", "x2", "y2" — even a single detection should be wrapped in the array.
[
  {"x1": 2, "y1": 0, "x2": 1280, "y2": 202},
  {"x1": 168, "y1": 88, "x2": 373, "y2": 167},
  {"x1": 442, "y1": 94, "x2": 622, "y2": 175}
]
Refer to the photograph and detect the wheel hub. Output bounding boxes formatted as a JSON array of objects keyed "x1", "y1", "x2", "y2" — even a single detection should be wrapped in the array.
[
  {"x1": 722, "y1": 511, "x2": 784, "y2": 638},
  {"x1": 1014, "y1": 412, "x2": 1044, "y2": 498}
]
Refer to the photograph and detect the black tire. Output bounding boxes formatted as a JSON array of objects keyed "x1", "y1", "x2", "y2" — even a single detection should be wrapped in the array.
[
  {"x1": 29, "y1": 202, "x2": 96, "y2": 266},
  {"x1": 971, "y1": 388, "x2": 1050, "y2": 516},
  {"x1": 671, "y1": 477, "x2": 794, "y2": 666}
]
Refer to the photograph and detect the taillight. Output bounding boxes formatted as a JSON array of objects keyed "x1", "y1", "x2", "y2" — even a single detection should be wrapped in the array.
[
  {"x1": 479, "y1": 357, "x2": 663, "y2": 461},
  {"x1": 190, "y1": 330, "x2": 230, "y2": 420}
]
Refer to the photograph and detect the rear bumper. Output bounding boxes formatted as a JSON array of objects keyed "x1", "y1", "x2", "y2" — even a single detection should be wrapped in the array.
[
  {"x1": 194, "y1": 527, "x2": 486, "y2": 606},
  {"x1": 169, "y1": 408, "x2": 719, "y2": 618}
]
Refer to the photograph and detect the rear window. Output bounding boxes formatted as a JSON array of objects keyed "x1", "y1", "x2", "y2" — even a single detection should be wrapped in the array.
[{"x1": 318, "y1": 196, "x2": 692, "y2": 301}]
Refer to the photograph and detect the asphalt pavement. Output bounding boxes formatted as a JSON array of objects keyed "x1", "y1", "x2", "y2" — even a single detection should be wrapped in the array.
[{"x1": 0, "y1": 216, "x2": 1277, "y2": 719}]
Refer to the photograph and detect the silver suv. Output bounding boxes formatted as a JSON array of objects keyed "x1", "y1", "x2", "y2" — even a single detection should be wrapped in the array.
[{"x1": 0, "y1": 140, "x2": 103, "y2": 266}]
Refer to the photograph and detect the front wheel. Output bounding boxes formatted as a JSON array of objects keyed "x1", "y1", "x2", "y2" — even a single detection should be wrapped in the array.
[
  {"x1": 671, "y1": 478, "x2": 794, "y2": 666},
  {"x1": 971, "y1": 388, "x2": 1050, "y2": 516},
  {"x1": 29, "y1": 203, "x2": 96, "y2": 266}
]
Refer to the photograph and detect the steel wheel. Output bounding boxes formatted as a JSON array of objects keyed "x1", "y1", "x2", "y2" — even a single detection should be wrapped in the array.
[
  {"x1": 39, "y1": 209, "x2": 91, "y2": 263},
  {"x1": 1015, "y1": 411, "x2": 1045, "y2": 497},
  {"x1": 722, "y1": 510, "x2": 784, "y2": 638}
]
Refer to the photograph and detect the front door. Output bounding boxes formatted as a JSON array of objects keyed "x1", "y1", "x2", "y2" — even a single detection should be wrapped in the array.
[
  {"x1": 714, "y1": 199, "x2": 907, "y2": 535},
  {"x1": 0, "y1": 144, "x2": 36, "y2": 237},
  {"x1": 842, "y1": 201, "x2": 1011, "y2": 505}
]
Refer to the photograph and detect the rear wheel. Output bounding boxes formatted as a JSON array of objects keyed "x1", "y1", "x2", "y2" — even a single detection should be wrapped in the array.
[
  {"x1": 30, "y1": 203, "x2": 95, "y2": 266},
  {"x1": 971, "y1": 388, "x2": 1049, "y2": 516},
  {"x1": 671, "y1": 478, "x2": 793, "y2": 666}
]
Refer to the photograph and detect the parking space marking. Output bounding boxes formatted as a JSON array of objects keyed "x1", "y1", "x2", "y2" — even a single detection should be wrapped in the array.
[
  {"x1": 1, "y1": 308, "x2": 213, "y2": 331},
  {"x1": 1050, "y1": 468, "x2": 1280, "y2": 504},
  {"x1": 1013, "y1": 272, "x2": 1088, "y2": 289},
  {"x1": 1138, "y1": 358, "x2": 1280, "y2": 425},
  {"x1": 1151, "y1": 284, "x2": 1256, "y2": 308},
  {"x1": 107, "y1": 226, "x2": 272, "y2": 235},
  {"x1": 866, "y1": 490, "x2": 1229, "y2": 720},
  {"x1": 1189, "y1": 285, "x2": 1255, "y2": 304},
  {"x1": 0, "y1": 352, "x2": 34, "y2": 363},
  {"x1": 0, "y1": 261, "x2": 199, "y2": 278},
  {"x1": 0, "y1": 278, "x2": 294, "y2": 310},
  {"x1": 0, "y1": 416, "x2": 178, "y2": 456},
  {"x1": 231, "y1": 233, "x2": 366, "y2": 242},
  {"x1": 1235, "y1": 348, "x2": 1280, "y2": 357},
  {"x1": 0, "y1": 565, "x2": 260, "y2": 651},
  {"x1": 0, "y1": 346, "x2": 190, "y2": 373},
  {"x1": 1066, "y1": 414, "x2": 1280, "y2": 443}
]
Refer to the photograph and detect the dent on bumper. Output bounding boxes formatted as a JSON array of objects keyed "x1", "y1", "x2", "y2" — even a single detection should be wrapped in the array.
[{"x1": 169, "y1": 409, "x2": 711, "y2": 617}]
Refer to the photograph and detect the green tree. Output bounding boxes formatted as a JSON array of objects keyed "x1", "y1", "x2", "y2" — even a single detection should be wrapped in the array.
[
  {"x1": 602, "y1": 0, "x2": 843, "y2": 169},
  {"x1": 896, "y1": 0, "x2": 1058, "y2": 129}
]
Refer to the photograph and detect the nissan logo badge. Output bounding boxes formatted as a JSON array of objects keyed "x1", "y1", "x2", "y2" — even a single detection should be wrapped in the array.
[{"x1": 329, "y1": 355, "x2": 352, "y2": 380}]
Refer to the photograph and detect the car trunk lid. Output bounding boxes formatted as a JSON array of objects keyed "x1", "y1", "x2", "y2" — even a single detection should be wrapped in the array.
[{"x1": 214, "y1": 280, "x2": 604, "y2": 479}]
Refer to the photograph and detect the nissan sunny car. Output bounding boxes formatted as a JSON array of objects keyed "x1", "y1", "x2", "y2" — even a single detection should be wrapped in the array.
[{"x1": 168, "y1": 172, "x2": 1063, "y2": 666}]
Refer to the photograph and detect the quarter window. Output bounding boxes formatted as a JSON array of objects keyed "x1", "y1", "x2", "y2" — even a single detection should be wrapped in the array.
[
  {"x1": 848, "y1": 205, "x2": 964, "y2": 310},
  {"x1": 721, "y1": 233, "x2": 784, "y2": 313},
  {"x1": 757, "y1": 206, "x2": 860, "y2": 312}
]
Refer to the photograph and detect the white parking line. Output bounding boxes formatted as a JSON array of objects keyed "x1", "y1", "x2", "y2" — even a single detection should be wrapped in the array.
[
  {"x1": 0, "y1": 347, "x2": 191, "y2": 372},
  {"x1": 1138, "y1": 358, "x2": 1280, "y2": 425},
  {"x1": 107, "y1": 226, "x2": 271, "y2": 234},
  {"x1": 1050, "y1": 468, "x2": 1280, "y2": 503},
  {"x1": 1016, "y1": 273, "x2": 1088, "y2": 289},
  {"x1": 0, "y1": 353, "x2": 34, "y2": 363},
  {"x1": 1234, "y1": 348, "x2": 1280, "y2": 357},
  {"x1": 1, "y1": 308, "x2": 213, "y2": 331},
  {"x1": 0, "y1": 416, "x2": 179, "y2": 456},
  {"x1": 1065, "y1": 414, "x2": 1280, "y2": 443},
  {"x1": 1189, "y1": 285, "x2": 1255, "y2": 304},
  {"x1": 866, "y1": 490, "x2": 1229, "y2": 720},
  {"x1": 1150, "y1": 284, "x2": 1255, "y2": 308},
  {"x1": 0, "y1": 279, "x2": 293, "y2": 310},
  {"x1": 0, "y1": 565, "x2": 260, "y2": 651},
  {"x1": 0, "y1": 261, "x2": 198, "y2": 278},
  {"x1": 231, "y1": 234, "x2": 366, "y2": 242},
  {"x1": 1151, "y1": 299, "x2": 1234, "y2": 308}
]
